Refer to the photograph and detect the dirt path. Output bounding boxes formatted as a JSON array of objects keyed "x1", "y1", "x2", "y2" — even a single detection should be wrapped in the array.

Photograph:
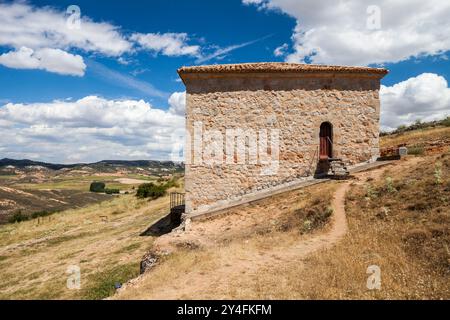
[{"x1": 115, "y1": 160, "x2": 419, "y2": 299}]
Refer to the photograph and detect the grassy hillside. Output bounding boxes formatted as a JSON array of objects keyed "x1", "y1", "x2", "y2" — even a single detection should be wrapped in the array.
[
  {"x1": 381, "y1": 126, "x2": 450, "y2": 151},
  {"x1": 0, "y1": 126, "x2": 448, "y2": 300},
  {"x1": 113, "y1": 182, "x2": 338, "y2": 299},
  {"x1": 0, "y1": 187, "x2": 110, "y2": 224},
  {"x1": 289, "y1": 153, "x2": 449, "y2": 299},
  {"x1": 0, "y1": 165, "x2": 179, "y2": 223},
  {"x1": 0, "y1": 194, "x2": 170, "y2": 299},
  {"x1": 112, "y1": 128, "x2": 449, "y2": 300}
]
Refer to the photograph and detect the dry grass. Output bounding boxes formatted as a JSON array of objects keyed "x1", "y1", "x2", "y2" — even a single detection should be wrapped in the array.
[
  {"x1": 267, "y1": 154, "x2": 449, "y2": 299},
  {"x1": 115, "y1": 154, "x2": 449, "y2": 300},
  {"x1": 0, "y1": 193, "x2": 171, "y2": 299},
  {"x1": 380, "y1": 126, "x2": 450, "y2": 149},
  {"x1": 113, "y1": 183, "x2": 338, "y2": 299},
  {"x1": 2, "y1": 128, "x2": 449, "y2": 300}
]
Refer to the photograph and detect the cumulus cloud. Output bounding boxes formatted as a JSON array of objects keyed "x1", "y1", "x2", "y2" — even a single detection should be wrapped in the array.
[
  {"x1": 0, "y1": 2, "x2": 132, "y2": 76},
  {"x1": 2, "y1": 73, "x2": 449, "y2": 162},
  {"x1": 168, "y1": 91, "x2": 186, "y2": 116},
  {"x1": 244, "y1": 0, "x2": 450, "y2": 66},
  {"x1": 0, "y1": 2, "x2": 258, "y2": 75},
  {"x1": 0, "y1": 2, "x2": 132, "y2": 56},
  {"x1": 0, "y1": 47, "x2": 86, "y2": 76},
  {"x1": 380, "y1": 73, "x2": 450, "y2": 131},
  {"x1": 0, "y1": 96, "x2": 185, "y2": 163},
  {"x1": 131, "y1": 33, "x2": 200, "y2": 57}
]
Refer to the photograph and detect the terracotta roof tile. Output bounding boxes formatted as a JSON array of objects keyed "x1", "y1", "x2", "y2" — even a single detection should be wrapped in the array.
[{"x1": 178, "y1": 62, "x2": 388, "y2": 75}]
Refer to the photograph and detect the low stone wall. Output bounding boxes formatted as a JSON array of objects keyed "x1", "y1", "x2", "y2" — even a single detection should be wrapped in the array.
[{"x1": 188, "y1": 160, "x2": 394, "y2": 221}]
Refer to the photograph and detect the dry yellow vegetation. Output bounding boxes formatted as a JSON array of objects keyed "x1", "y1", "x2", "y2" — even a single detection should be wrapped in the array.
[
  {"x1": 113, "y1": 152, "x2": 449, "y2": 300},
  {"x1": 113, "y1": 182, "x2": 339, "y2": 299},
  {"x1": 112, "y1": 127, "x2": 450, "y2": 300},
  {"x1": 380, "y1": 126, "x2": 450, "y2": 149},
  {"x1": 0, "y1": 194, "x2": 170, "y2": 299},
  {"x1": 1, "y1": 127, "x2": 449, "y2": 300},
  {"x1": 289, "y1": 152, "x2": 449, "y2": 299}
]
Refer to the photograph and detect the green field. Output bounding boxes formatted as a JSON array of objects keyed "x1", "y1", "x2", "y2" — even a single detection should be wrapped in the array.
[{"x1": 14, "y1": 175, "x2": 156, "y2": 191}]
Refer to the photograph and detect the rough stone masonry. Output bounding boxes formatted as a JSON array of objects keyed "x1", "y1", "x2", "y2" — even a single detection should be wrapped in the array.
[{"x1": 178, "y1": 62, "x2": 388, "y2": 216}]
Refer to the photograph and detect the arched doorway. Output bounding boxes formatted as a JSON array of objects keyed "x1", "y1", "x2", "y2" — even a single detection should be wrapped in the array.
[{"x1": 319, "y1": 122, "x2": 333, "y2": 160}]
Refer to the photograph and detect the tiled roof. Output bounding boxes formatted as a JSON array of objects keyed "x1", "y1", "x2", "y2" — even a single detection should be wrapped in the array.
[{"x1": 178, "y1": 62, "x2": 388, "y2": 75}]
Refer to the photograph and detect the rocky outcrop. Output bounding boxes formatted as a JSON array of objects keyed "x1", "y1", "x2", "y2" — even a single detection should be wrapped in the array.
[
  {"x1": 140, "y1": 251, "x2": 158, "y2": 274},
  {"x1": 329, "y1": 159, "x2": 350, "y2": 178}
]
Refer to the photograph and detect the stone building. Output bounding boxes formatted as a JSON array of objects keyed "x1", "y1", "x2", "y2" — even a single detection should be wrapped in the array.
[{"x1": 178, "y1": 63, "x2": 388, "y2": 216}]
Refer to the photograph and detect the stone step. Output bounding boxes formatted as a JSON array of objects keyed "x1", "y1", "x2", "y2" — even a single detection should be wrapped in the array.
[{"x1": 328, "y1": 159, "x2": 350, "y2": 177}]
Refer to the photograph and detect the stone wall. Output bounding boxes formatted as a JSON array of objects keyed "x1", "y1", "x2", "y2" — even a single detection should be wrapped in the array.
[{"x1": 181, "y1": 71, "x2": 384, "y2": 215}]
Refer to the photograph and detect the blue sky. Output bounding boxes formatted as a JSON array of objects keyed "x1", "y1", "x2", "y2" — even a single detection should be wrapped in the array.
[
  {"x1": 0, "y1": 0, "x2": 296, "y2": 107},
  {"x1": 0, "y1": 0, "x2": 449, "y2": 163}
]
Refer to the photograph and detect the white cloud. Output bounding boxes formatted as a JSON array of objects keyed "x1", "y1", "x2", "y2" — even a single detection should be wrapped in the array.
[
  {"x1": 168, "y1": 91, "x2": 186, "y2": 116},
  {"x1": 131, "y1": 32, "x2": 200, "y2": 57},
  {"x1": 380, "y1": 73, "x2": 450, "y2": 131},
  {"x1": 2, "y1": 73, "x2": 448, "y2": 162},
  {"x1": 274, "y1": 43, "x2": 288, "y2": 57},
  {"x1": 0, "y1": 2, "x2": 132, "y2": 56},
  {"x1": 0, "y1": 96, "x2": 185, "y2": 163},
  {"x1": 0, "y1": 47, "x2": 86, "y2": 76},
  {"x1": 244, "y1": 0, "x2": 450, "y2": 66},
  {"x1": 0, "y1": 2, "x2": 133, "y2": 76},
  {"x1": 131, "y1": 32, "x2": 271, "y2": 63}
]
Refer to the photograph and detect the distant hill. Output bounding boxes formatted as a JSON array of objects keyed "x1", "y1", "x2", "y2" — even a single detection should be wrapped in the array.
[
  {"x1": 93, "y1": 160, "x2": 182, "y2": 168},
  {"x1": 0, "y1": 158, "x2": 79, "y2": 170},
  {"x1": 0, "y1": 158, "x2": 184, "y2": 170}
]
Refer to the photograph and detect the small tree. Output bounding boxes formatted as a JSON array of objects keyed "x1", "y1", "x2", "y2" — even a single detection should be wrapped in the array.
[
  {"x1": 90, "y1": 181, "x2": 106, "y2": 193},
  {"x1": 105, "y1": 188, "x2": 120, "y2": 195},
  {"x1": 8, "y1": 210, "x2": 29, "y2": 223},
  {"x1": 442, "y1": 116, "x2": 450, "y2": 127},
  {"x1": 136, "y1": 183, "x2": 166, "y2": 199}
]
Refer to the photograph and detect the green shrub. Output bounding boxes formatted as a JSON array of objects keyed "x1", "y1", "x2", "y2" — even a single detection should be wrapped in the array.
[
  {"x1": 136, "y1": 183, "x2": 166, "y2": 199},
  {"x1": 382, "y1": 118, "x2": 450, "y2": 136},
  {"x1": 385, "y1": 177, "x2": 397, "y2": 193},
  {"x1": 164, "y1": 178, "x2": 179, "y2": 189},
  {"x1": 105, "y1": 188, "x2": 120, "y2": 195},
  {"x1": 300, "y1": 206, "x2": 333, "y2": 234},
  {"x1": 365, "y1": 183, "x2": 378, "y2": 199},
  {"x1": 90, "y1": 182, "x2": 106, "y2": 193},
  {"x1": 8, "y1": 210, "x2": 59, "y2": 224},
  {"x1": 31, "y1": 210, "x2": 54, "y2": 219},
  {"x1": 8, "y1": 211, "x2": 29, "y2": 223},
  {"x1": 434, "y1": 163, "x2": 442, "y2": 185},
  {"x1": 408, "y1": 146, "x2": 424, "y2": 155},
  {"x1": 442, "y1": 116, "x2": 450, "y2": 127},
  {"x1": 396, "y1": 124, "x2": 407, "y2": 133},
  {"x1": 81, "y1": 262, "x2": 140, "y2": 300}
]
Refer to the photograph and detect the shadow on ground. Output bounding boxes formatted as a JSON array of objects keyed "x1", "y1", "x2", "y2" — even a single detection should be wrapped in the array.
[{"x1": 140, "y1": 213, "x2": 178, "y2": 237}]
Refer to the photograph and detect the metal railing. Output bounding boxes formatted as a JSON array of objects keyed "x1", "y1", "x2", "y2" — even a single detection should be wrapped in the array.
[
  {"x1": 307, "y1": 147, "x2": 319, "y2": 176},
  {"x1": 170, "y1": 192, "x2": 185, "y2": 210}
]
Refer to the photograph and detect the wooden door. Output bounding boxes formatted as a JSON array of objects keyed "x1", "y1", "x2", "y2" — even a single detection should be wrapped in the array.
[{"x1": 320, "y1": 122, "x2": 333, "y2": 159}]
